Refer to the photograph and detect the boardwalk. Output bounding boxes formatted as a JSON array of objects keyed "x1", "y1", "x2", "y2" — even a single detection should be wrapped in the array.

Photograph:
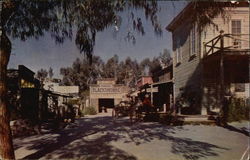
[{"x1": 14, "y1": 111, "x2": 249, "y2": 160}]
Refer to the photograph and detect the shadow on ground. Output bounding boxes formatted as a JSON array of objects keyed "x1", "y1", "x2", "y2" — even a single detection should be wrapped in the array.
[
  {"x1": 223, "y1": 124, "x2": 250, "y2": 137},
  {"x1": 15, "y1": 115, "x2": 229, "y2": 160}
]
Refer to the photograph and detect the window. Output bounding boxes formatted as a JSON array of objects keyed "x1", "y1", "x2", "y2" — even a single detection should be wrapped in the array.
[
  {"x1": 231, "y1": 20, "x2": 241, "y2": 48},
  {"x1": 190, "y1": 25, "x2": 196, "y2": 56},
  {"x1": 235, "y1": 83, "x2": 245, "y2": 92},
  {"x1": 176, "y1": 38, "x2": 181, "y2": 64}
]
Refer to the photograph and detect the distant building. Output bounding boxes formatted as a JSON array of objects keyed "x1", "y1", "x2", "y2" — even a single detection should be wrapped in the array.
[
  {"x1": 44, "y1": 81, "x2": 79, "y2": 96},
  {"x1": 167, "y1": 2, "x2": 249, "y2": 115},
  {"x1": 89, "y1": 78, "x2": 129, "y2": 112},
  {"x1": 43, "y1": 80, "x2": 79, "y2": 106},
  {"x1": 7, "y1": 65, "x2": 41, "y2": 120},
  {"x1": 151, "y1": 64, "x2": 173, "y2": 110},
  {"x1": 136, "y1": 76, "x2": 153, "y2": 88}
]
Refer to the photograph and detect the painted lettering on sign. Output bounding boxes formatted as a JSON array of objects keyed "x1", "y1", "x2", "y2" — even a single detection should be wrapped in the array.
[{"x1": 91, "y1": 87, "x2": 121, "y2": 93}]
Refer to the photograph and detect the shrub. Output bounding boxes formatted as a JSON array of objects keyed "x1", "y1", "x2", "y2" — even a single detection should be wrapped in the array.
[
  {"x1": 227, "y1": 97, "x2": 249, "y2": 122},
  {"x1": 84, "y1": 106, "x2": 97, "y2": 115}
]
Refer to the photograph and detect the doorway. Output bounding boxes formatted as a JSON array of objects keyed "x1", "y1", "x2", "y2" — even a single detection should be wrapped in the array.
[{"x1": 98, "y1": 98, "x2": 114, "y2": 113}]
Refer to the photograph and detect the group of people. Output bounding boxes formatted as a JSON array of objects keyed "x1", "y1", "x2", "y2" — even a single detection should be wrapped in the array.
[
  {"x1": 125, "y1": 94, "x2": 157, "y2": 123},
  {"x1": 134, "y1": 94, "x2": 157, "y2": 113},
  {"x1": 112, "y1": 94, "x2": 158, "y2": 123}
]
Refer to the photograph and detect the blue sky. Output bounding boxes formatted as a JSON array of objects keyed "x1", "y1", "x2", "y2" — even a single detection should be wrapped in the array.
[{"x1": 8, "y1": 1, "x2": 187, "y2": 78}]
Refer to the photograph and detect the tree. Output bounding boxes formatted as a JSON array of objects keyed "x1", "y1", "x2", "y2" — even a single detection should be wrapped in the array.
[
  {"x1": 140, "y1": 58, "x2": 151, "y2": 76},
  {"x1": 60, "y1": 56, "x2": 104, "y2": 92},
  {"x1": 103, "y1": 54, "x2": 119, "y2": 79},
  {"x1": 48, "y1": 67, "x2": 54, "y2": 79},
  {"x1": 36, "y1": 68, "x2": 48, "y2": 82},
  {"x1": 1, "y1": 1, "x2": 158, "y2": 158},
  {"x1": 0, "y1": 0, "x2": 242, "y2": 159},
  {"x1": 119, "y1": 57, "x2": 140, "y2": 87},
  {"x1": 159, "y1": 49, "x2": 172, "y2": 68}
]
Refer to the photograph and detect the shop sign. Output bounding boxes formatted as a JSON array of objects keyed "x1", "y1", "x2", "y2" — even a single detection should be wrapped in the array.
[
  {"x1": 146, "y1": 87, "x2": 158, "y2": 93},
  {"x1": 91, "y1": 87, "x2": 121, "y2": 93}
]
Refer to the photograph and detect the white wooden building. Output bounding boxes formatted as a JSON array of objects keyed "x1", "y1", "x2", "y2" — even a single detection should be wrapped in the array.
[{"x1": 166, "y1": 2, "x2": 249, "y2": 115}]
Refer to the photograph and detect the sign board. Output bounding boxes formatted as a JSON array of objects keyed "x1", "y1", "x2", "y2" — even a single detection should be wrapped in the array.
[
  {"x1": 146, "y1": 87, "x2": 158, "y2": 93},
  {"x1": 90, "y1": 87, "x2": 122, "y2": 94}
]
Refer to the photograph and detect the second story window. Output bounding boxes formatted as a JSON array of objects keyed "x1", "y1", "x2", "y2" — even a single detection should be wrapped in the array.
[
  {"x1": 190, "y1": 25, "x2": 196, "y2": 56},
  {"x1": 176, "y1": 38, "x2": 181, "y2": 64},
  {"x1": 231, "y1": 20, "x2": 241, "y2": 48}
]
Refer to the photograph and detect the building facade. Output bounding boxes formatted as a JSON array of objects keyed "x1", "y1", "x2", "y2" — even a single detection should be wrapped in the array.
[
  {"x1": 167, "y1": 2, "x2": 249, "y2": 115},
  {"x1": 7, "y1": 65, "x2": 41, "y2": 120},
  {"x1": 151, "y1": 65, "x2": 173, "y2": 111},
  {"x1": 136, "y1": 76, "x2": 153, "y2": 89},
  {"x1": 89, "y1": 78, "x2": 129, "y2": 112}
]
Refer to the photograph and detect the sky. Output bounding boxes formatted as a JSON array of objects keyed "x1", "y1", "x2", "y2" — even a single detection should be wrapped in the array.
[{"x1": 8, "y1": 1, "x2": 187, "y2": 78}]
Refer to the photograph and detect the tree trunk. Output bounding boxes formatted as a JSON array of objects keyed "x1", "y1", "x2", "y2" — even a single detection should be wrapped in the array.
[{"x1": 0, "y1": 32, "x2": 15, "y2": 159}]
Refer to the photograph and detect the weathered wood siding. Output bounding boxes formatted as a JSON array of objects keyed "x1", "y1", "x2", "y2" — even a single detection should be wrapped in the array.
[
  {"x1": 173, "y1": 19, "x2": 202, "y2": 99},
  {"x1": 172, "y1": 7, "x2": 249, "y2": 114},
  {"x1": 201, "y1": 7, "x2": 250, "y2": 57},
  {"x1": 201, "y1": 7, "x2": 249, "y2": 112}
]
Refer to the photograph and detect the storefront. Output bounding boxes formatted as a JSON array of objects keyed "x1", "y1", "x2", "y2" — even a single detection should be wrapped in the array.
[
  {"x1": 89, "y1": 78, "x2": 129, "y2": 112},
  {"x1": 7, "y1": 65, "x2": 41, "y2": 120}
]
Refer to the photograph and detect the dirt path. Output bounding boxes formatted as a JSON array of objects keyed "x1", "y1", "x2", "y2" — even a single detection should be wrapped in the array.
[{"x1": 14, "y1": 112, "x2": 249, "y2": 160}]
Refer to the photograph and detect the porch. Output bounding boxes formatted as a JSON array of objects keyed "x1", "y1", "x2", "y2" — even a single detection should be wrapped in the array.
[{"x1": 203, "y1": 32, "x2": 249, "y2": 114}]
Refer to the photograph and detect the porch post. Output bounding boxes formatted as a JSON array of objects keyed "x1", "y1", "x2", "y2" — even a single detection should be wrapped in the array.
[
  {"x1": 219, "y1": 30, "x2": 225, "y2": 118},
  {"x1": 150, "y1": 84, "x2": 153, "y2": 105}
]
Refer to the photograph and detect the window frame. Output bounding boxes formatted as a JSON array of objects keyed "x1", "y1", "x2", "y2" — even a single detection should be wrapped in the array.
[
  {"x1": 190, "y1": 24, "x2": 197, "y2": 57},
  {"x1": 176, "y1": 38, "x2": 182, "y2": 64},
  {"x1": 231, "y1": 19, "x2": 242, "y2": 48}
]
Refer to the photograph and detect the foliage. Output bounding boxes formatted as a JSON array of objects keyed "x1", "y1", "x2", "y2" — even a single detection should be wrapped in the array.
[
  {"x1": 48, "y1": 67, "x2": 54, "y2": 79},
  {"x1": 2, "y1": 0, "x2": 163, "y2": 59},
  {"x1": 188, "y1": 1, "x2": 235, "y2": 32},
  {"x1": 60, "y1": 52, "x2": 172, "y2": 93},
  {"x1": 60, "y1": 56, "x2": 104, "y2": 91},
  {"x1": 159, "y1": 49, "x2": 172, "y2": 68},
  {"x1": 103, "y1": 54, "x2": 119, "y2": 78},
  {"x1": 227, "y1": 97, "x2": 250, "y2": 122},
  {"x1": 36, "y1": 68, "x2": 48, "y2": 82},
  {"x1": 84, "y1": 106, "x2": 97, "y2": 115},
  {"x1": 1, "y1": 0, "x2": 243, "y2": 159}
]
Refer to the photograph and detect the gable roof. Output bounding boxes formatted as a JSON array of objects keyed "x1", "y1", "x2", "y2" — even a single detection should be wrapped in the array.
[
  {"x1": 166, "y1": 3, "x2": 192, "y2": 32},
  {"x1": 166, "y1": 1, "x2": 250, "y2": 32}
]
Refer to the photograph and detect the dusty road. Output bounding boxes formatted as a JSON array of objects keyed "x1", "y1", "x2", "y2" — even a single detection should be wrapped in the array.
[{"x1": 14, "y1": 112, "x2": 249, "y2": 160}]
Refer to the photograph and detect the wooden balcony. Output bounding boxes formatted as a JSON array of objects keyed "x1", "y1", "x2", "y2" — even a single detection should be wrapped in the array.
[
  {"x1": 204, "y1": 31, "x2": 250, "y2": 57},
  {"x1": 202, "y1": 32, "x2": 249, "y2": 112},
  {"x1": 203, "y1": 31, "x2": 249, "y2": 84}
]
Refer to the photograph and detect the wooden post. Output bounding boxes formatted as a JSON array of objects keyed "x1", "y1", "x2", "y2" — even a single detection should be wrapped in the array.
[
  {"x1": 219, "y1": 30, "x2": 225, "y2": 113},
  {"x1": 169, "y1": 94, "x2": 173, "y2": 113},
  {"x1": 150, "y1": 84, "x2": 153, "y2": 105},
  {"x1": 212, "y1": 40, "x2": 214, "y2": 54},
  {"x1": 203, "y1": 42, "x2": 206, "y2": 57}
]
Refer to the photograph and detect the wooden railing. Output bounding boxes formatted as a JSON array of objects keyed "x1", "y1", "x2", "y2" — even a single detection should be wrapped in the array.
[{"x1": 204, "y1": 31, "x2": 250, "y2": 57}]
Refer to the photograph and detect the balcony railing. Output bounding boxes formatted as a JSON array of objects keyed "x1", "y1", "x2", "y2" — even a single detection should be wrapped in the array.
[{"x1": 204, "y1": 31, "x2": 250, "y2": 57}]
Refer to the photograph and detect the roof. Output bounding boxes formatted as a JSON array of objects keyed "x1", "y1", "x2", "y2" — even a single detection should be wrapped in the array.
[
  {"x1": 166, "y1": 2, "x2": 250, "y2": 32},
  {"x1": 166, "y1": 3, "x2": 192, "y2": 32}
]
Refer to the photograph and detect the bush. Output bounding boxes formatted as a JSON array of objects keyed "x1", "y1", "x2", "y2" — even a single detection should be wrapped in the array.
[
  {"x1": 84, "y1": 106, "x2": 97, "y2": 115},
  {"x1": 227, "y1": 98, "x2": 250, "y2": 122}
]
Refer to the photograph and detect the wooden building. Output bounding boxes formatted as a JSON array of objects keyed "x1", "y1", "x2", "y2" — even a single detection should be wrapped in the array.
[
  {"x1": 166, "y1": 2, "x2": 249, "y2": 115},
  {"x1": 89, "y1": 78, "x2": 129, "y2": 112},
  {"x1": 7, "y1": 65, "x2": 41, "y2": 120},
  {"x1": 136, "y1": 76, "x2": 153, "y2": 89},
  {"x1": 151, "y1": 64, "x2": 173, "y2": 111}
]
